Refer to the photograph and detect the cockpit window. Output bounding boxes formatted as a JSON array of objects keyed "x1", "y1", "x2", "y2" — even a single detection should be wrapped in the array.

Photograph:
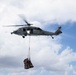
[
  {"x1": 19, "y1": 28, "x2": 26, "y2": 31},
  {"x1": 38, "y1": 28, "x2": 42, "y2": 30},
  {"x1": 23, "y1": 28, "x2": 26, "y2": 31},
  {"x1": 35, "y1": 27, "x2": 42, "y2": 30}
]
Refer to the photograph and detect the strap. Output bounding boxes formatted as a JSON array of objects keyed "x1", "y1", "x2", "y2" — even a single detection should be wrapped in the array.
[{"x1": 27, "y1": 35, "x2": 31, "y2": 60}]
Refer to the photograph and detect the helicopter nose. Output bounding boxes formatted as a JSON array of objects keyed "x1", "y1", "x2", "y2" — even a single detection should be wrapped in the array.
[{"x1": 12, "y1": 31, "x2": 18, "y2": 34}]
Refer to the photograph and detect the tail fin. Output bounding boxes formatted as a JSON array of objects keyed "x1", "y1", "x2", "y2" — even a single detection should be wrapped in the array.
[{"x1": 55, "y1": 26, "x2": 62, "y2": 35}]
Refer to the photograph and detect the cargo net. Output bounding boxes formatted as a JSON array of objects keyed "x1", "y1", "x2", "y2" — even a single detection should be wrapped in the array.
[{"x1": 23, "y1": 36, "x2": 34, "y2": 69}]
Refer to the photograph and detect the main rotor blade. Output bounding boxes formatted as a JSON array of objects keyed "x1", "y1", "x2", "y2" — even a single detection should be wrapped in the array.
[
  {"x1": 19, "y1": 14, "x2": 33, "y2": 26},
  {"x1": 19, "y1": 14, "x2": 28, "y2": 23},
  {"x1": 3, "y1": 25, "x2": 27, "y2": 27},
  {"x1": 22, "y1": 19, "x2": 33, "y2": 26}
]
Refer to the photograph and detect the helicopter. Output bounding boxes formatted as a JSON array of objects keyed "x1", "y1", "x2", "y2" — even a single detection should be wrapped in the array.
[{"x1": 5, "y1": 17, "x2": 62, "y2": 39}]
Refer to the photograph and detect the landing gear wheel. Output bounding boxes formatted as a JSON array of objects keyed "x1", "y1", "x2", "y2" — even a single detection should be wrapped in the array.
[
  {"x1": 22, "y1": 36, "x2": 25, "y2": 38},
  {"x1": 51, "y1": 36, "x2": 54, "y2": 39}
]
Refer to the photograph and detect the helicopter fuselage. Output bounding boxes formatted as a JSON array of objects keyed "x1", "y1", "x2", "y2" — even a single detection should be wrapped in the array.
[{"x1": 11, "y1": 26, "x2": 62, "y2": 39}]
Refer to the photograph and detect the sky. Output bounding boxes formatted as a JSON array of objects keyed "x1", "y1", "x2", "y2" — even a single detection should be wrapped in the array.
[{"x1": 0, "y1": 0, "x2": 76, "y2": 75}]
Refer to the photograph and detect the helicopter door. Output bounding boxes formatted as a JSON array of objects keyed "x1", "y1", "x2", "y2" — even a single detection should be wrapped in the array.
[
  {"x1": 27, "y1": 29, "x2": 33, "y2": 34},
  {"x1": 22, "y1": 28, "x2": 27, "y2": 36},
  {"x1": 30, "y1": 29, "x2": 33, "y2": 34}
]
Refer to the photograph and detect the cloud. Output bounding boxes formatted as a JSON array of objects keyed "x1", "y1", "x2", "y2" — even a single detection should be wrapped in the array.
[
  {"x1": 0, "y1": 33, "x2": 76, "y2": 75},
  {"x1": 0, "y1": 0, "x2": 76, "y2": 75},
  {"x1": 19, "y1": 0, "x2": 76, "y2": 24},
  {"x1": 0, "y1": 0, "x2": 76, "y2": 26},
  {"x1": 0, "y1": 56, "x2": 22, "y2": 68}
]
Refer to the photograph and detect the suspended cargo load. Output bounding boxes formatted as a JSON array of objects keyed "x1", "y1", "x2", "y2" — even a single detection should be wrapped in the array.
[
  {"x1": 23, "y1": 36, "x2": 34, "y2": 69},
  {"x1": 23, "y1": 58, "x2": 34, "y2": 69}
]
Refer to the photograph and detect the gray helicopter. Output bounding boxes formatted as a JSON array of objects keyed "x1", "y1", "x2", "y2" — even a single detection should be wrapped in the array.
[
  {"x1": 6, "y1": 17, "x2": 62, "y2": 39},
  {"x1": 10, "y1": 20, "x2": 62, "y2": 39}
]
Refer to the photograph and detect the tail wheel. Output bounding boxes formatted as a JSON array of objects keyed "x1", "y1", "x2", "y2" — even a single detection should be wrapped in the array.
[{"x1": 51, "y1": 36, "x2": 54, "y2": 39}]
